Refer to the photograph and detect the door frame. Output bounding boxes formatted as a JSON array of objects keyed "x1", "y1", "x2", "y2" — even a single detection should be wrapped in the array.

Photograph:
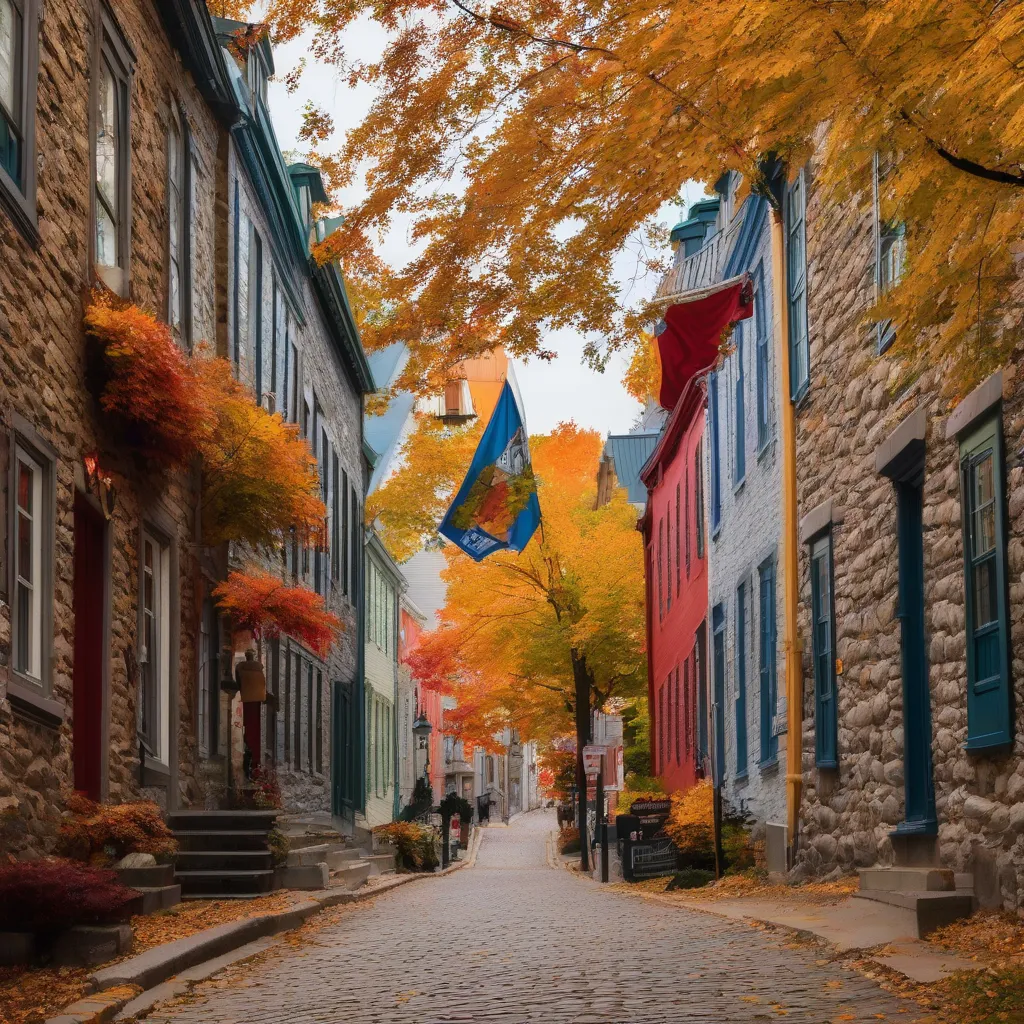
[{"x1": 72, "y1": 484, "x2": 112, "y2": 803}]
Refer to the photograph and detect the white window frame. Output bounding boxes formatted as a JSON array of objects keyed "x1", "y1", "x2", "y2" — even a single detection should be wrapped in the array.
[
  {"x1": 12, "y1": 443, "x2": 43, "y2": 681},
  {"x1": 138, "y1": 526, "x2": 170, "y2": 763},
  {"x1": 872, "y1": 152, "x2": 905, "y2": 355}
]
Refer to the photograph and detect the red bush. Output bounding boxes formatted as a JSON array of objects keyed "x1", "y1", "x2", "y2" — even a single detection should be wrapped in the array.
[
  {"x1": 56, "y1": 796, "x2": 177, "y2": 866},
  {"x1": 0, "y1": 859, "x2": 138, "y2": 934}
]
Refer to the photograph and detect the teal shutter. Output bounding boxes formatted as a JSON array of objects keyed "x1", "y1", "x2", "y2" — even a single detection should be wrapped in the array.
[
  {"x1": 811, "y1": 534, "x2": 838, "y2": 768},
  {"x1": 960, "y1": 416, "x2": 1012, "y2": 750},
  {"x1": 735, "y1": 582, "x2": 748, "y2": 775},
  {"x1": 734, "y1": 324, "x2": 746, "y2": 484},
  {"x1": 758, "y1": 559, "x2": 778, "y2": 765}
]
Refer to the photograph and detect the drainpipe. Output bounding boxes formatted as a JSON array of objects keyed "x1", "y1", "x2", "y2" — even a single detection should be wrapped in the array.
[{"x1": 770, "y1": 207, "x2": 803, "y2": 868}]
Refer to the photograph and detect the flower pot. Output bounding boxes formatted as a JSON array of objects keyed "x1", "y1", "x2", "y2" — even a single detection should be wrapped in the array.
[{"x1": 235, "y1": 651, "x2": 266, "y2": 703}]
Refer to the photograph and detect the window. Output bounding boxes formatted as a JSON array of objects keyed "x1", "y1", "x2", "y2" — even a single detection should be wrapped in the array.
[
  {"x1": 684, "y1": 464, "x2": 691, "y2": 576},
  {"x1": 786, "y1": 169, "x2": 809, "y2": 400},
  {"x1": 666, "y1": 501, "x2": 672, "y2": 613},
  {"x1": 11, "y1": 440, "x2": 52, "y2": 686},
  {"x1": 331, "y1": 452, "x2": 341, "y2": 582},
  {"x1": 271, "y1": 281, "x2": 284, "y2": 410},
  {"x1": 350, "y1": 487, "x2": 360, "y2": 600},
  {"x1": 288, "y1": 338, "x2": 299, "y2": 423},
  {"x1": 758, "y1": 558, "x2": 778, "y2": 766},
  {"x1": 960, "y1": 416, "x2": 1012, "y2": 750},
  {"x1": 306, "y1": 661, "x2": 314, "y2": 773},
  {"x1": 658, "y1": 683, "x2": 665, "y2": 774},
  {"x1": 683, "y1": 659, "x2": 691, "y2": 763},
  {"x1": 138, "y1": 528, "x2": 170, "y2": 763},
  {"x1": 675, "y1": 483, "x2": 681, "y2": 596},
  {"x1": 293, "y1": 649, "x2": 302, "y2": 770},
  {"x1": 283, "y1": 652, "x2": 291, "y2": 765},
  {"x1": 197, "y1": 598, "x2": 219, "y2": 757},
  {"x1": 754, "y1": 264, "x2": 771, "y2": 451},
  {"x1": 253, "y1": 233, "x2": 263, "y2": 397},
  {"x1": 341, "y1": 468, "x2": 349, "y2": 595},
  {"x1": 657, "y1": 517, "x2": 664, "y2": 621},
  {"x1": 266, "y1": 639, "x2": 278, "y2": 762},
  {"x1": 94, "y1": 11, "x2": 134, "y2": 294},
  {"x1": 246, "y1": 49, "x2": 267, "y2": 105},
  {"x1": 695, "y1": 440, "x2": 705, "y2": 558},
  {"x1": 696, "y1": 624, "x2": 708, "y2": 768},
  {"x1": 709, "y1": 373, "x2": 721, "y2": 531},
  {"x1": 233, "y1": 187, "x2": 247, "y2": 369},
  {"x1": 0, "y1": 0, "x2": 40, "y2": 236},
  {"x1": 674, "y1": 666, "x2": 681, "y2": 764},
  {"x1": 734, "y1": 323, "x2": 746, "y2": 485},
  {"x1": 873, "y1": 153, "x2": 905, "y2": 355},
  {"x1": 735, "y1": 581, "x2": 748, "y2": 776},
  {"x1": 167, "y1": 111, "x2": 194, "y2": 347},
  {"x1": 810, "y1": 534, "x2": 837, "y2": 768}
]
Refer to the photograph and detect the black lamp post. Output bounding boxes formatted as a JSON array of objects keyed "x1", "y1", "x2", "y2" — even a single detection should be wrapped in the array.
[{"x1": 412, "y1": 708, "x2": 433, "y2": 782}]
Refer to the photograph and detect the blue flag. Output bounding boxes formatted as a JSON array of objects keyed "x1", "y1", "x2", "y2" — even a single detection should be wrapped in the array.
[{"x1": 439, "y1": 379, "x2": 541, "y2": 561}]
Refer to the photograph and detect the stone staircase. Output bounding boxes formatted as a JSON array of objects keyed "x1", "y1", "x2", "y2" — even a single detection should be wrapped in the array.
[
  {"x1": 855, "y1": 865, "x2": 975, "y2": 938},
  {"x1": 168, "y1": 810, "x2": 277, "y2": 899},
  {"x1": 114, "y1": 859, "x2": 182, "y2": 914},
  {"x1": 277, "y1": 816, "x2": 395, "y2": 891}
]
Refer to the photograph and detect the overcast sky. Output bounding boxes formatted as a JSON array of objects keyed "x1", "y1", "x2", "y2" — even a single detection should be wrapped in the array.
[{"x1": 266, "y1": 17, "x2": 707, "y2": 437}]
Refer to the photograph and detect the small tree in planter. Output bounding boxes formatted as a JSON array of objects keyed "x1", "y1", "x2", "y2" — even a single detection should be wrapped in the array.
[
  {"x1": 371, "y1": 822, "x2": 439, "y2": 872},
  {"x1": 438, "y1": 792, "x2": 473, "y2": 866},
  {"x1": 398, "y1": 777, "x2": 434, "y2": 822}
]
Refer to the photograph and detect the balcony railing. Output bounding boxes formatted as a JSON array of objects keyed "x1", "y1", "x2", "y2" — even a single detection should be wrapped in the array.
[{"x1": 655, "y1": 214, "x2": 745, "y2": 303}]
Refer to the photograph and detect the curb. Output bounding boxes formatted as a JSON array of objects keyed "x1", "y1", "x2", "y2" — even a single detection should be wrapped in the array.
[{"x1": 44, "y1": 830, "x2": 484, "y2": 1024}]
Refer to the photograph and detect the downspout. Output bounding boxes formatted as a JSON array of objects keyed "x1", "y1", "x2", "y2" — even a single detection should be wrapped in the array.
[{"x1": 770, "y1": 207, "x2": 803, "y2": 867}]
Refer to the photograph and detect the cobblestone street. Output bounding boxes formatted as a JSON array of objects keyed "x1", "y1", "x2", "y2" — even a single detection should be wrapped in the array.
[{"x1": 141, "y1": 810, "x2": 925, "y2": 1024}]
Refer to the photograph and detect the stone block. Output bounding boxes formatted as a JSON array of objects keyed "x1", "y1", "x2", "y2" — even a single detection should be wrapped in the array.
[
  {"x1": 51, "y1": 924, "x2": 133, "y2": 967},
  {"x1": 0, "y1": 931, "x2": 35, "y2": 966}
]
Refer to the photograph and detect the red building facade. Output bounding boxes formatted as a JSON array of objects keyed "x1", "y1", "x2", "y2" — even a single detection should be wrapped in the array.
[{"x1": 640, "y1": 385, "x2": 709, "y2": 795}]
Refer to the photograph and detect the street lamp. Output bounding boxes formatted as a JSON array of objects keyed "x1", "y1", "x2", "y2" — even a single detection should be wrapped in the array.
[{"x1": 412, "y1": 708, "x2": 433, "y2": 780}]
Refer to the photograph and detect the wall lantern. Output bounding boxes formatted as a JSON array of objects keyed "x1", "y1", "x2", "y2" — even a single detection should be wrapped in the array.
[
  {"x1": 83, "y1": 452, "x2": 116, "y2": 520},
  {"x1": 412, "y1": 708, "x2": 433, "y2": 779}
]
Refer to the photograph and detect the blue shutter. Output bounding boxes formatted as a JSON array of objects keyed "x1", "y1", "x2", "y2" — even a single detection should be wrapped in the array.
[
  {"x1": 786, "y1": 171, "x2": 810, "y2": 401},
  {"x1": 734, "y1": 324, "x2": 746, "y2": 484},
  {"x1": 811, "y1": 535, "x2": 838, "y2": 767},
  {"x1": 712, "y1": 605, "x2": 726, "y2": 786},
  {"x1": 758, "y1": 559, "x2": 778, "y2": 765},
  {"x1": 709, "y1": 374, "x2": 721, "y2": 531},
  {"x1": 755, "y1": 264, "x2": 771, "y2": 450},
  {"x1": 735, "y1": 582, "x2": 748, "y2": 776}
]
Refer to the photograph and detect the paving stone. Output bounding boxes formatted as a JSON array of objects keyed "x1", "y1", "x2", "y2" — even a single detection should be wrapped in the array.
[{"x1": 144, "y1": 810, "x2": 918, "y2": 1023}]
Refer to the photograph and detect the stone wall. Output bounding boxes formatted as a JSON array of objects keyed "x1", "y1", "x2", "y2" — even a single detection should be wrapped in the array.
[
  {"x1": 0, "y1": 0, "x2": 220, "y2": 852},
  {"x1": 794, "y1": 154, "x2": 1024, "y2": 909}
]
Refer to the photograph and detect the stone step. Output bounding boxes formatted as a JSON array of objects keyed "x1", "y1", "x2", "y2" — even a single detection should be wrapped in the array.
[
  {"x1": 858, "y1": 867, "x2": 955, "y2": 893},
  {"x1": 171, "y1": 830, "x2": 272, "y2": 852},
  {"x1": 133, "y1": 884, "x2": 182, "y2": 915},
  {"x1": 174, "y1": 868, "x2": 275, "y2": 898},
  {"x1": 286, "y1": 843, "x2": 331, "y2": 867},
  {"x1": 364, "y1": 853, "x2": 396, "y2": 876},
  {"x1": 116, "y1": 863, "x2": 175, "y2": 888},
  {"x1": 325, "y1": 848, "x2": 363, "y2": 871},
  {"x1": 330, "y1": 860, "x2": 371, "y2": 891},
  {"x1": 175, "y1": 850, "x2": 273, "y2": 872},
  {"x1": 853, "y1": 890, "x2": 974, "y2": 937},
  {"x1": 274, "y1": 863, "x2": 329, "y2": 890},
  {"x1": 167, "y1": 810, "x2": 277, "y2": 833}
]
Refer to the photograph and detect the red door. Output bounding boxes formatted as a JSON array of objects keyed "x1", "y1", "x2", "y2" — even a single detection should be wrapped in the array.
[{"x1": 73, "y1": 493, "x2": 105, "y2": 801}]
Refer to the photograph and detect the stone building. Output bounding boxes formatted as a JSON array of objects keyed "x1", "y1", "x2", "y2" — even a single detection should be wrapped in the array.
[
  {"x1": 0, "y1": 0, "x2": 232, "y2": 853},
  {"x1": 197, "y1": 20, "x2": 374, "y2": 823},
  {"x1": 704, "y1": 181, "x2": 788, "y2": 843},
  {"x1": 790, "y1": 152, "x2": 1024, "y2": 909}
]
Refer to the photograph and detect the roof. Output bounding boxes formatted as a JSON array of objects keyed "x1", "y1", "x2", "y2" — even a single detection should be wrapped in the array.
[
  {"x1": 603, "y1": 432, "x2": 661, "y2": 504},
  {"x1": 364, "y1": 343, "x2": 416, "y2": 494}
]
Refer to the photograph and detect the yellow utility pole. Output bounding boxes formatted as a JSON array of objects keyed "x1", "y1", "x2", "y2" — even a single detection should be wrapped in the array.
[{"x1": 770, "y1": 207, "x2": 803, "y2": 867}]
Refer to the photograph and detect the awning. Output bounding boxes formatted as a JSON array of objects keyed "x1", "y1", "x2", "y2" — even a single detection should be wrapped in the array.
[{"x1": 656, "y1": 274, "x2": 753, "y2": 411}]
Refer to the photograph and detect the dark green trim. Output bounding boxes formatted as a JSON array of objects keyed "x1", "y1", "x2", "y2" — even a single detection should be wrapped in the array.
[
  {"x1": 810, "y1": 532, "x2": 838, "y2": 769},
  {"x1": 959, "y1": 412, "x2": 1013, "y2": 752}
]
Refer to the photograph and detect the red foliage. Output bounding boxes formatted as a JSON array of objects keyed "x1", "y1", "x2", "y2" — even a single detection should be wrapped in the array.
[
  {"x1": 213, "y1": 567, "x2": 342, "y2": 657},
  {"x1": 0, "y1": 859, "x2": 138, "y2": 934},
  {"x1": 56, "y1": 795, "x2": 177, "y2": 866},
  {"x1": 83, "y1": 289, "x2": 208, "y2": 467}
]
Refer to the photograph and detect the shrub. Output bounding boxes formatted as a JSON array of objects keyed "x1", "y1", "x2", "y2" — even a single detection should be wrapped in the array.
[
  {"x1": 267, "y1": 826, "x2": 290, "y2": 867},
  {"x1": 558, "y1": 825, "x2": 581, "y2": 855},
  {"x1": 372, "y1": 822, "x2": 439, "y2": 872},
  {"x1": 398, "y1": 778, "x2": 434, "y2": 821},
  {"x1": 0, "y1": 859, "x2": 138, "y2": 935},
  {"x1": 666, "y1": 868, "x2": 715, "y2": 890},
  {"x1": 228, "y1": 765, "x2": 283, "y2": 811},
  {"x1": 438, "y1": 792, "x2": 472, "y2": 825},
  {"x1": 663, "y1": 781, "x2": 755, "y2": 873},
  {"x1": 57, "y1": 796, "x2": 177, "y2": 866}
]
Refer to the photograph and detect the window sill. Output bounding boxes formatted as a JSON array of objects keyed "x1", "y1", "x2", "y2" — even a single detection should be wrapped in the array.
[
  {"x1": 756, "y1": 438, "x2": 774, "y2": 464},
  {"x1": 734, "y1": 770, "x2": 749, "y2": 786},
  {"x1": 139, "y1": 756, "x2": 171, "y2": 788},
  {"x1": 6, "y1": 677, "x2": 65, "y2": 730},
  {"x1": 758, "y1": 756, "x2": 779, "y2": 775},
  {"x1": 733, "y1": 475, "x2": 746, "y2": 496}
]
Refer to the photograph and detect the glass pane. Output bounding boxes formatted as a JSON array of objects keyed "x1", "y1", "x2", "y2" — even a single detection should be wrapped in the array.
[
  {"x1": 972, "y1": 557, "x2": 997, "y2": 629},
  {"x1": 974, "y1": 627, "x2": 1000, "y2": 684},
  {"x1": 17, "y1": 458, "x2": 31, "y2": 512},
  {"x1": 96, "y1": 61, "x2": 118, "y2": 212},
  {"x1": 15, "y1": 580, "x2": 29, "y2": 672},
  {"x1": 96, "y1": 203, "x2": 117, "y2": 267},
  {"x1": 144, "y1": 539, "x2": 154, "y2": 571},
  {"x1": 17, "y1": 510, "x2": 30, "y2": 581},
  {"x1": 169, "y1": 261, "x2": 180, "y2": 328},
  {"x1": 0, "y1": 0, "x2": 18, "y2": 122},
  {"x1": 971, "y1": 453, "x2": 995, "y2": 557}
]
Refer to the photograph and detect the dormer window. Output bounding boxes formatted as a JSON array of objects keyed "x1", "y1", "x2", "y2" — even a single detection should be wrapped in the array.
[{"x1": 247, "y1": 48, "x2": 267, "y2": 105}]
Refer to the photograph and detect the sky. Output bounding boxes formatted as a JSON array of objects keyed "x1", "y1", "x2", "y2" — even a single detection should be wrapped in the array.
[{"x1": 265, "y1": 16, "x2": 707, "y2": 437}]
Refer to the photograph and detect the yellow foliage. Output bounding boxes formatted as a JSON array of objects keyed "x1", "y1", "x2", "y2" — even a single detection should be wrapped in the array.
[
  {"x1": 623, "y1": 330, "x2": 661, "y2": 404},
  {"x1": 663, "y1": 780, "x2": 714, "y2": 858},
  {"x1": 262, "y1": 0, "x2": 1024, "y2": 395}
]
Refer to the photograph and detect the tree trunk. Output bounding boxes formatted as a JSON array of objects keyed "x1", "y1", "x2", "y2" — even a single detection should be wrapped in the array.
[{"x1": 571, "y1": 649, "x2": 594, "y2": 873}]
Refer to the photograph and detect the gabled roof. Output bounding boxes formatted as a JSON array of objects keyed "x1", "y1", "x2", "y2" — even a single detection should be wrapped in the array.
[
  {"x1": 603, "y1": 433, "x2": 661, "y2": 504},
  {"x1": 159, "y1": 2, "x2": 239, "y2": 120}
]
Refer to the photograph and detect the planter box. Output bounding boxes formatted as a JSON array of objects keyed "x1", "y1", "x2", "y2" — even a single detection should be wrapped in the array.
[{"x1": 51, "y1": 924, "x2": 133, "y2": 967}]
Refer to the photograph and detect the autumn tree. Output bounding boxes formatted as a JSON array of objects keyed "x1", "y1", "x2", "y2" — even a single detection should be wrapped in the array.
[
  {"x1": 245, "y1": 1, "x2": 1024, "y2": 396},
  {"x1": 405, "y1": 422, "x2": 646, "y2": 850}
]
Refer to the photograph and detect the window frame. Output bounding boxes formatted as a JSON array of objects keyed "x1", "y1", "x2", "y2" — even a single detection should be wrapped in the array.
[
  {"x1": 754, "y1": 263, "x2": 772, "y2": 453},
  {"x1": 959, "y1": 414, "x2": 1012, "y2": 751},
  {"x1": 873, "y1": 152, "x2": 905, "y2": 355},
  {"x1": 734, "y1": 580, "x2": 748, "y2": 777},
  {"x1": 695, "y1": 440, "x2": 705, "y2": 559},
  {"x1": 733, "y1": 321, "x2": 746, "y2": 487},
  {"x1": 758, "y1": 556, "x2": 778, "y2": 768},
  {"x1": 91, "y1": 4, "x2": 135, "y2": 295},
  {"x1": 809, "y1": 531, "x2": 838, "y2": 768},
  {"x1": 138, "y1": 524, "x2": 171, "y2": 765},
  {"x1": 709, "y1": 372, "x2": 721, "y2": 533},
  {"x1": 785, "y1": 168, "x2": 810, "y2": 402},
  {"x1": 9, "y1": 427, "x2": 54, "y2": 696},
  {"x1": 0, "y1": 0, "x2": 40, "y2": 240},
  {"x1": 166, "y1": 105, "x2": 193, "y2": 347}
]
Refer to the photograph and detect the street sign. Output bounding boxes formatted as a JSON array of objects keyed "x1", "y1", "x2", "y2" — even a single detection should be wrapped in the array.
[{"x1": 582, "y1": 745, "x2": 605, "y2": 776}]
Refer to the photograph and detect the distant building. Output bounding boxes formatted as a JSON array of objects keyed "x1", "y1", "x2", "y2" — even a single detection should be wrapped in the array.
[{"x1": 596, "y1": 432, "x2": 661, "y2": 510}]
